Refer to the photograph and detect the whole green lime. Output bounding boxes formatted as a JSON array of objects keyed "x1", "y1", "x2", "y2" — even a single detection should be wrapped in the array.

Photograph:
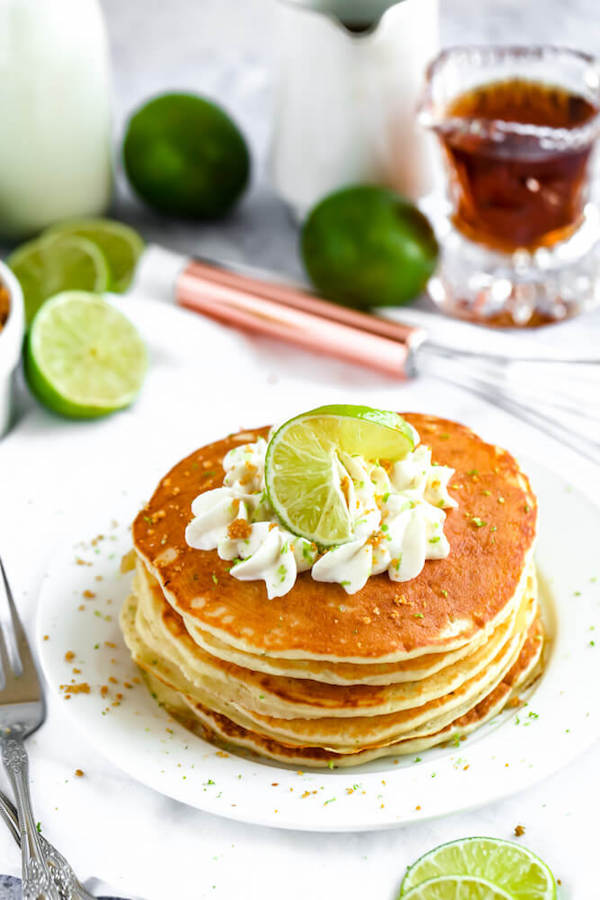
[
  {"x1": 301, "y1": 185, "x2": 438, "y2": 308},
  {"x1": 123, "y1": 92, "x2": 250, "y2": 219}
]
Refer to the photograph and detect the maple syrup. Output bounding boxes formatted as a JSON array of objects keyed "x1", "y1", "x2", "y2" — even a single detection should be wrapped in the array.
[{"x1": 440, "y1": 78, "x2": 599, "y2": 252}]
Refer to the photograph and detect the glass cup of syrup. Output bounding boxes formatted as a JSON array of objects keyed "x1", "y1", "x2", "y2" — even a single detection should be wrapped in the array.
[{"x1": 418, "y1": 46, "x2": 600, "y2": 326}]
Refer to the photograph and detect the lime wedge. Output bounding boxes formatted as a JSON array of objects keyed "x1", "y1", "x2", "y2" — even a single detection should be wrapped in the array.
[
  {"x1": 264, "y1": 405, "x2": 416, "y2": 546},
  {"x1": 8, "y1": 235, "x2": 109, "y2": 325},
  {"x1": 402, "y1": 875, "x2": 513, "y2": 899},
  {"x1": 25, "y1": 291, "x2": 147, "y2": 419},
  {"x1": 45, "y1": 219, "x2": 144, "y2": 293},
  {"x1": 400, "y1": 838, "x2": 557, "y2": 900}
]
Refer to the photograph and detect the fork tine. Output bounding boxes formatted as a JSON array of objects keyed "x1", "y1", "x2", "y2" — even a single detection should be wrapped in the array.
[{"x1": 0, "y1": 557, "x2": 34, "y2": 679}]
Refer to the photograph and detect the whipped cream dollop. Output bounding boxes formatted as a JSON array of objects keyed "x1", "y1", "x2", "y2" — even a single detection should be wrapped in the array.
[{"x1": 185, "y1": 433, "x2": 457, "y2": 599}]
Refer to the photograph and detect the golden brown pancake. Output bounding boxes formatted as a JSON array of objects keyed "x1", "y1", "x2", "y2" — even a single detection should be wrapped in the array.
[
  {"x1": 121, "y1": 558, "x2": 541, "y2": 758},
  {"x1": 133, "y1": 414, "x2": 537, "y2": 663},
  {"x1": 122, "y1": 585, "x2": 536, "y2": 751},
  {"x1": 140, "y1": 616, "x2": 544, "y2": 767},
  {"x1": 132, "y1": 558, "x2": 534, "y2": 719},
  {"x1": 177, "y1": 612, "x2": 509, "y2": 685}
]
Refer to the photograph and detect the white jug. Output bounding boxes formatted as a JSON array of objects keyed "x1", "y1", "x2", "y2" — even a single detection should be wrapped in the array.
[
  {"x1": 270, "y1": 0, "x2": 439, "y2": 220},
  {"x1": 0, "y1": 0, "x2": 112, "y2": 239}
]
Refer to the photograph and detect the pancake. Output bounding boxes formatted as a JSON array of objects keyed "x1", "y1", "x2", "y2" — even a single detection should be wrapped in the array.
[
  {"x1": 179, "y1": 596, "x2": 535, "y2": 750},
  {"x1": 132, "y1": 558, "x2": 535, "y2": 719},
  {"x1": 121, "y1": 413, "x2": 545, "y2": 768},
  {"x1": 120, "y1": 577, "x2": 538, "y2": 751},
  {"x1": 142, "y1": 616, "x2": 544, "y2": 767},
  {"x1": 133, "y1": 414, "x2": 537, "y2": 664},
  {"x1": 178, "y1": 602, "x2": 514, "y2": 686}
]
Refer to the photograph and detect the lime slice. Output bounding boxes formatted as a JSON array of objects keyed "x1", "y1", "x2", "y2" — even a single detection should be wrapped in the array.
[
  {"x1": 45, "y1": 219, "x2": 144, "y2": 293},
  {"x1": 400, "y1": 838, "x2": 557, "y2": 900},
  {"x1": 8, "y1": 235, "x2": 109, "y2": 325},
  {"x1": 402, "y1": 875, "x2": 513, "y2": 899},
  {"x1": 264, "y1": 405, "x2": 416, "y2": 546},
  {"x1": 25, "y1": 291, "x2": 147, "y2": 419}
]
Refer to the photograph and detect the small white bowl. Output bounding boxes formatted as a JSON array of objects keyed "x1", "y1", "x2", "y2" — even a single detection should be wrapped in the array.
[{"x1": 0, "y1": 261, "x2": 25, "y2": 438}]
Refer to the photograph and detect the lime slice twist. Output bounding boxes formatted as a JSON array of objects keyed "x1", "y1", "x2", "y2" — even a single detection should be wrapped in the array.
[
  {"x1": 25, "y1": 290, "x2": 147, "y2": 419},
  {"x1": 264, "y1": 404, "x2": 416, "y2": 547}
]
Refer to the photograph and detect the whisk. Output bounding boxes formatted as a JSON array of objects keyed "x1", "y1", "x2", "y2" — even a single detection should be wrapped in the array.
[
  {"x1": 137, "y1": 247, "x2": 600, "y2": 463},
  {"x1": 418, "y1": 345, "x2": 600, "y2": 463}
]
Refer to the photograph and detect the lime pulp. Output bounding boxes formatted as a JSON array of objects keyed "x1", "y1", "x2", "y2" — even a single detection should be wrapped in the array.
[
  {"x1": 400, "y1": 837, "x2": 557, "y2": 900},
  {"x1": 402, "y1": 875, "x2": 514, "y2": 900},
  {"x1": 25, "y1": 290, "x2": 147, "y2": 419},
  {"x1": 44, "y1": 219, "x2": 144, "y2": 293},
  {"x1": 8, "y1": 235, "x2": 109, "y2": 325}
]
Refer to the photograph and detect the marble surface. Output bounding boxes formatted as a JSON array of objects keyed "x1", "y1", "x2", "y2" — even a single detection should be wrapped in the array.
[{"x1": 2, "y1": 0, "x2": 599, "y2": 897}]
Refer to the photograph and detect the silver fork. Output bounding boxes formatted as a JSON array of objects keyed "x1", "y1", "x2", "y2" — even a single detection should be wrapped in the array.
[
  {"x1": 0, "y1": 788, "x2": 96, "y2": 900},
  {"x1": 0, "y1": 556, "x2": 92, "y2": 900}
]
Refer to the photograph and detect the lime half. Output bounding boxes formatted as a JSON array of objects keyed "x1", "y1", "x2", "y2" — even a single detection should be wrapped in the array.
[
  {"x1": 45, "y1": 219, "x2": 144, "y2": 293},
  {"x1": 8, "y1": 235, "x2": 109, "y2": 325},
  {"x1": 264, "y1": 405, "x2": 416, "y2": 546},
  {"x1": 25, "y1": 291, "x2": 147, "y2": 419},
  {"x1": 400, "y1": 838, "x2": 557, "y2": 900},
  {"x1": 402, "y1": 875, "x2": 513, "y2": 899}
]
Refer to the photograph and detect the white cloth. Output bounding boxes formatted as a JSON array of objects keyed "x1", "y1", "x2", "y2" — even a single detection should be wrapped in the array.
[{"x1": 0, "y1": 291, "x2": 599, "y2": 900}]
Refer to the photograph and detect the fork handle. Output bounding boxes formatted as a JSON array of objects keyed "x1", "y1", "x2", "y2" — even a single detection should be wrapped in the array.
[
  {"x1": 0, "y1": 788, "x2": 95, "y2": 900},
  {"x1": 2, "y1": 736, "x2": 61, "y2": 900}
]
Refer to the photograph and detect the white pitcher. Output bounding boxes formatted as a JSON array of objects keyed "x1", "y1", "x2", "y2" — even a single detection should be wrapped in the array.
[
  {"x1": 270, "y1": 0, "x2": 439, "y2": 219},
  {"x1": 0, "y1": 0, "x2": 112, "y2": 239}
]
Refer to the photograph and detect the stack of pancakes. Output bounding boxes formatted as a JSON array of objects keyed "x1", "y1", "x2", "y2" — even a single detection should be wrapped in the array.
[{"x1": 121, "y1": 414, "x2": 545, "y2": 767}]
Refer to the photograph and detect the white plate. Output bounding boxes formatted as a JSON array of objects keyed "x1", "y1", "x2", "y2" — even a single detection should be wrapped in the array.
[{"x1": 36, "y1": 458, "x2": 600, "y2": 832}]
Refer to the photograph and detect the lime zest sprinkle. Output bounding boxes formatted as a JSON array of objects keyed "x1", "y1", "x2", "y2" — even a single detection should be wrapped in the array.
[{"x1": 471, "y1": 517, "x2": 487, "y2": 528}]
